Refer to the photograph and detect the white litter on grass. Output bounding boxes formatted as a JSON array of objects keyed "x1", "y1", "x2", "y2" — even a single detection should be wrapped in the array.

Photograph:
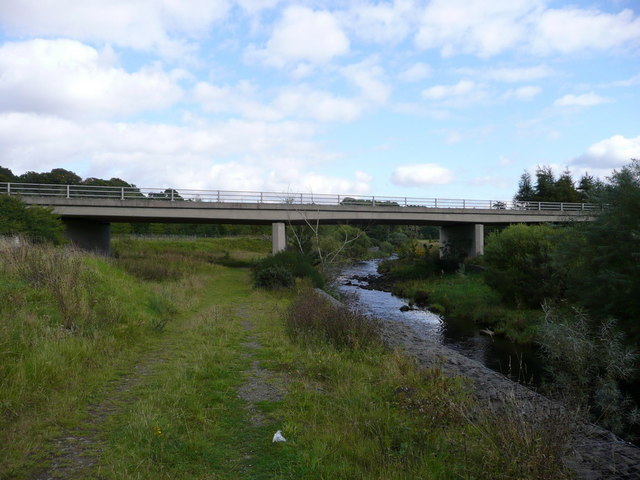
[{"x1": 272, "y1": 430, "x2": 287, "y2": 442}]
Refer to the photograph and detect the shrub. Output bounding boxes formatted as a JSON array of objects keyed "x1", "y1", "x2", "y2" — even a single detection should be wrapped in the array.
[
  {"x1": 0, "y1": 195, "x2": 65, "y2": 244},
  {"x1": 484, "y1": 224, "x2": 558, "y2": 308},
  {"x1": 537, "y1": 304, "x2": 639, "y2": 437},
  {"x1": 252, "y1": 250, "x2": 324, "y2": 289},
  {"x1": 253, "y1": 265, "x2": 294, "y2": 289}
]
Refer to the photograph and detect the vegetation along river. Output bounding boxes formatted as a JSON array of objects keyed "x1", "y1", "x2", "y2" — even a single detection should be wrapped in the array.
[{"x1": 338, "y1": 258, "x2": 545, "y2": 386}]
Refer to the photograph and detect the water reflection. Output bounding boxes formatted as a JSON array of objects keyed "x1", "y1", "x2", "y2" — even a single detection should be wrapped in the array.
[{"x1": 337, "y1": 259, "x2": 544, "y2": 385}]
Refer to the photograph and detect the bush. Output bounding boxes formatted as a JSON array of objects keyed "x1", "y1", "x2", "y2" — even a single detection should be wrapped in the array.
[
  {"x1": 253, "y1": 265, "x2": 294, "y2": 289},
  {"x1": 537, "y1": 304, "x2": 639, "y2": 437},
  {"x1": 0, "y1": 195, "x2": 65, "y2": 244},
  {"x1": 252, "y1": 250, "x2": 324, "y2": 289},
  {"x1": 484, "y1": 224, "x2": 558, "y2": 308}
]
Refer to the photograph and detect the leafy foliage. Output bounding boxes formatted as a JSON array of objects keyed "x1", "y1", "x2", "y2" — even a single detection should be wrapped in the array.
[
  {"x1": 555, "y1": 159, "x2": 640, "y2": 340},
  {"x1": 484, "y1": 224, "x2": 558, "y2": 308},
  {"x1": 537, "y1": 305, "x2": 638, "y2": 436},
  {"x1": 252, "y1": 250, "x2": 324, "y2": 289},
  {"x1": 0, "y1": 195, "x2": 65, "y2": 244}
]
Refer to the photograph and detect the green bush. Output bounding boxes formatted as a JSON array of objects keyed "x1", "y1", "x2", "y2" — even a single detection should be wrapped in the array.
[
  {"x1": 0, "y1": 195, "x2": 65, "y2": 244},
  {"x1": 484, "y1": 224, "x2": 558, "y2": 308},
  {"x1": 252, "y1": 250, "x2": 324, "y2": 289},
  {"x1": 253, "y1": 264, "x2": 294, "y2": 289}
]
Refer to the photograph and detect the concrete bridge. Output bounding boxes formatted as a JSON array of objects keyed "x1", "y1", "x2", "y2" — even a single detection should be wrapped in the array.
[{"x1": 1, "y1": 182, "x2": 601, "y2": 256}]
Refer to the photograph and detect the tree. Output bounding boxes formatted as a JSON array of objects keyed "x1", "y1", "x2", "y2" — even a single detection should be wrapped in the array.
[
  {"x1": 556, "y1": 159, "x2": 640, "y2": 341},
  {"x1": 484, "y1": 224, "x2": 559, "y2": 308},
  {"x1": 0, "y1": 166, "x2": 16, "y2": 182},
  {"x1": 533, "y1": 166, "x2": 557, "y2": 201},
  {"x1": 515, "y1": 171, "x2": 535, "y2": 201},
  {"x1": 554, "y1": 169, "x2": 581, "y2": 203},
  {"x1": 0, "y1": 195, "x2": 65, "y2": 244}
]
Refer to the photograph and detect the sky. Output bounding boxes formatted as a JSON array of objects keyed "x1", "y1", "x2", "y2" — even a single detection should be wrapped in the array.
[{"x1": 0, "y1": 0, "x2": 639, "y2": 201}]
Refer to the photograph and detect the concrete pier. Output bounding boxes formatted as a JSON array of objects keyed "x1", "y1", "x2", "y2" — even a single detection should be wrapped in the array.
[
  {"x1": 439, "y1": 223, "x2": 484, "y2": 258},
  {"x1": 63, "y1": 219, "x2": 111, "y2": 255},
  {"x1": 272, "y1": 222, "x2": 286, "y2": 254}
]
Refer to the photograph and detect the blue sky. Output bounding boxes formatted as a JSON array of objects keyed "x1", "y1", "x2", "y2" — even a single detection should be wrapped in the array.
[{"x1": 0, "y1": 0, "x2": 638, "y2": 201}]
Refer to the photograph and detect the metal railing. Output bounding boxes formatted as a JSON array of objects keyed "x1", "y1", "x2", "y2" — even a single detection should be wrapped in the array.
[{"x1": 0, "y1": 182, "x2": 604, "y2": 212}]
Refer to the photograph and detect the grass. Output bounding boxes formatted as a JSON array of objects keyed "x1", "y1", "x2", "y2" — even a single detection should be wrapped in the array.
[
  {"x1": 0, "y1": 237, "x2": 573, "y2": 479},
  {"x1": 391, "y1": 269, "x2": 541, "y2": 343}
]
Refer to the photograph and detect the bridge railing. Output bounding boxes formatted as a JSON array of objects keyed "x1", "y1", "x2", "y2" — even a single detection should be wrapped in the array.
[{"x1": 0, "y1": 182, "x2": 604, "y2": 212}]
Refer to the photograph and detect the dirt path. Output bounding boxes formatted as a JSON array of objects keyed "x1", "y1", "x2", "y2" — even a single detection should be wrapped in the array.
[{"x1": 32, "y1": 345, "x2": 169, "y2": 480}]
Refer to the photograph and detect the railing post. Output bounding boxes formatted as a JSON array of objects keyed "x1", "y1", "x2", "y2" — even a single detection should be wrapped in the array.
[
  {"x1": 217, "y1": 191, "x2": 220, "y2": 202},
  {"x1": 337, "y1": 194, "x2": 340, "y2": 205},
  {"x1": 8, "y1": 182, "x2": 11, "y2": 195},
  {"x1": 372, "y1": 196, "x2": 376, "y2": 206},
  {"x1": 434, "y1": 198, "x2": 438, "y2": 208},
  {"x1": 404, "y1": 197, "x2": 407, "y2": 206},
  {"x1": 560, "y1": 202, "x2": 563, "y2": 211},
  {"x1": 66, "y1": 184, "x2": 70, "y2": 199},
  {"x1": 463, "y1": 199, "x2": 466, "y2": 208},
  {"x1": 171, "y1": 189, "x2": 174, "y2": 201},
  {"x1": 121, "y1": 187, "x2": 125, "y2": 200},
  {"x1": 538, "y1": 202, "x2": 541, "y2": 211},
  {"x1": 260, "y1": 192, "x2": 263, "y2": 203}
]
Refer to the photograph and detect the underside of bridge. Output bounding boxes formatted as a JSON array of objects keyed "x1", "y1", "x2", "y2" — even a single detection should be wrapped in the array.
[{"x1": 61, "y1": 218, "x2": 487, "y2": 259}]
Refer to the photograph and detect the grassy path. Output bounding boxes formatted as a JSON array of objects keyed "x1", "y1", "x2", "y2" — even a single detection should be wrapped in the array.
[{"x1": 30, "y1": 266, "x2": 295, "y2": 479}]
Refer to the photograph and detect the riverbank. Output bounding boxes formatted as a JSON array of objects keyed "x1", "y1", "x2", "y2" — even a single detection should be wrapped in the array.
[{"x1": 377, "y1": 315, "x2": 640, "y2": 479}]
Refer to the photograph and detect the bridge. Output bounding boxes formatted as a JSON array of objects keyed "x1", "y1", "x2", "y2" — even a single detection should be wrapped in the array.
[{"x1": 1, "y1": 182, "x2": 602, "y2": 256}]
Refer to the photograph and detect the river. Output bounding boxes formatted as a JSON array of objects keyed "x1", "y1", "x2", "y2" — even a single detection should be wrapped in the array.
[{"x1": 337, "y1": 258, "x2": 544, "y2": 385}]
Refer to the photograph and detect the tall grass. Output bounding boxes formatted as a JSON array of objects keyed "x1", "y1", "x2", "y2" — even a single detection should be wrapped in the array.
[
  {"x1": 0, "y1": 239, "x2": 158, "y2": 477},
  {"x1": 284, "y1": 287, "x2": 381, "y2": 350}
]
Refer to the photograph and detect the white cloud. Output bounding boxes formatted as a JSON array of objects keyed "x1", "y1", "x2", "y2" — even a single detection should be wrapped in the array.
[
  {"x1": 414, "y1": 0, "x2": 640, "y2": 58},
  {"x1": 553, "y1": 92, "x2": 611, "y2": 107},
  {"x1": 253, "y1": 6, "x2": 349, "y2": 67},
  {"x1": 341, "y1": 59, "x2": 391, "y2": 104},
  {"x1": 503, "y1": 85, "x2": 542, "y2": 100},
  {"x1": 345, "y1": 0, "x2": 416, "y2": 44},
  {"x1": 532, "y1": 7, "x2": 640, "y2": 55},
  {"x1": 0, "y1": 39, "x2": 184, "y2": 119},
  {"x1": 572, "y1": 134, "x2": 640, "y2": 169},
  {"x1": 0, "y1": 112, "x2": 358, "y2": 192},
  {"x1": 236, "y1": 0, "x2": 283, "y2": 15},
  {"x1": 398, "y1": 62, "x2": 432, "y2": 82},
  {"x1": 422, "y1": 80, "x2": 476, "y2": 100},
  {"x1": 193, "y1": 81, "x2": 282, "y2": 121},
  {"x1": 415, "y1": 0, "x2": 540, "y2": 57},
  {"x1": 391, "y1": 163, "x2": 454, "y2": 187},
  {"x1": 273, "y1": 87, "x2": 364, "y2": 122},
  {"x1": 0, "y1": 0, "x2": 230, "y2": 58},
  {"x1": 484, "y1": 65, "x2": 554, "y2": 82}
]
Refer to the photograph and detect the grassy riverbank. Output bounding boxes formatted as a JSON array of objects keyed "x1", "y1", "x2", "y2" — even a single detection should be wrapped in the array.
[
  {"x1": 1, "y1": 237, "x2": 571, "y2": 479},
  {"x1": 379, "y1": 257, "x2": 541, "y2": 343}
]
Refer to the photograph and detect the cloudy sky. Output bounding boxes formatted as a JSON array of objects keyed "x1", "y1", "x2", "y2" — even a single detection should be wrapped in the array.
[{"x1": 0, "y1": 0, "x2": 638, "y2": 200}]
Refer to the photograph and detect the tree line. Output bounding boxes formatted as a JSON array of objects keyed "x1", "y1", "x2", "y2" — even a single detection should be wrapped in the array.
[{"x1": 515, "y1": 166, "x2": 601, "y2": 203}]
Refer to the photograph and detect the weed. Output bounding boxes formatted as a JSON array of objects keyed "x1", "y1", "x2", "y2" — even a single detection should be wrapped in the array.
[{"x1": 284, "y1": 287, "x2": 382, "y2": 350}]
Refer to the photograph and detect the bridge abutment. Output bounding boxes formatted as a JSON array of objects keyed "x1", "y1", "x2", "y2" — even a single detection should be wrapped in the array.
[
  {"x1": 272, "y1": 222, "x2": 286, "y2": 254},
  {"x1": 63, "y1": 219, "x2": 111, "y2": 255},
  {"x1": 439, "y1": 224, "x2": 484, "y2": 258}
]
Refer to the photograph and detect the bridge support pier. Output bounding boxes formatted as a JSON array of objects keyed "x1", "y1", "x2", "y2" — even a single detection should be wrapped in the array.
[
  {"x1": 63, "y1": 219, "x2": 111, "y2": 255},
  {"x1": 439, "y1": 224, "x2": 484, "y2": 258},
  {"x1": 272, "y1": 222, "x2": 286, "y2": 254}
]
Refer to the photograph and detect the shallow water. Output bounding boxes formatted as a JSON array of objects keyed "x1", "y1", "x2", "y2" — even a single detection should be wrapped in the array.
[{"x1": 337, "y1": 259, "x2": 543, "y2": 384}]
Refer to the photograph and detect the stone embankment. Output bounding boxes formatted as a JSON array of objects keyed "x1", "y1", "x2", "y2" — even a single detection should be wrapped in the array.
[{"x1": 378, "y1": 317, "x2": 640, "y2": 480}]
